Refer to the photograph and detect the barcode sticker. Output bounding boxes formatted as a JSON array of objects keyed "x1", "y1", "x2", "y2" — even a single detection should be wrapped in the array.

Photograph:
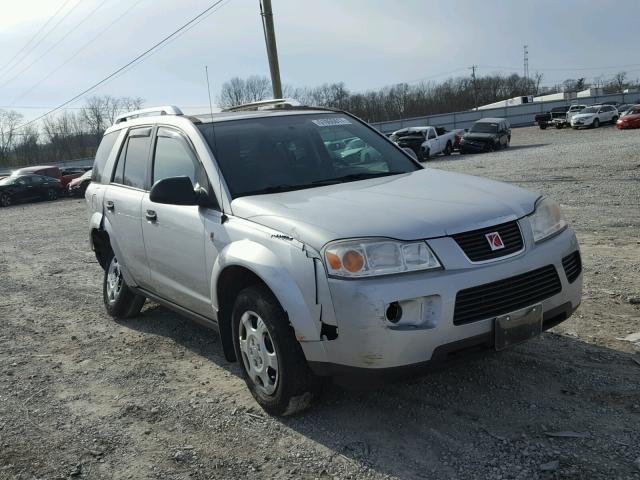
[{"x1": 312, "y1": 118, "x2": 352, "y2": 127}]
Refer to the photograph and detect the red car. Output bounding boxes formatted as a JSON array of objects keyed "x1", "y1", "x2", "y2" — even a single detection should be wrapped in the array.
[{"x1": 616, "y1": 105, "x2": 640, "y2": 129}]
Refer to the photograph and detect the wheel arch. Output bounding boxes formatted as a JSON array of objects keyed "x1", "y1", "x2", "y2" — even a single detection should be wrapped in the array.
[{"x1": 211, "y1": 239, "x2": 322, "y2": 363}]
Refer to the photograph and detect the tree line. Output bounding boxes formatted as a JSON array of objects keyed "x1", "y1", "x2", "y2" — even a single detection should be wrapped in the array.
[
  {"x1": 0, "y1": 95, "x2": 143, "y2": 168},
  {"x1": 0, "y1": 70, "x2": 637, "y2": 168}
]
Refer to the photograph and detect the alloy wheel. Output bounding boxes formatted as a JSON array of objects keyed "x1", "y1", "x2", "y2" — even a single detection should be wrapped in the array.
[
  {"x1": 105, "y1": 257, "x2": 123, "y2": 304},
  {"x1": 0, "y1": 194, "x2": 10, "y2": 207},
  {"x1": 238, "y1": 310, "x2": 279, "y2": 395}
]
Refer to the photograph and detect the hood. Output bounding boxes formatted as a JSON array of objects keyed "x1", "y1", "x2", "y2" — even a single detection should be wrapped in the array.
[
  {"x1": 230, "y1": 169, "x2": 539, "y2": 251},
  {"x1": 463, "y1": 132, "x2": 497, "y2": 141},
  {"x1": 572, "y1": 113, "x2": 596, "y2": 120}
]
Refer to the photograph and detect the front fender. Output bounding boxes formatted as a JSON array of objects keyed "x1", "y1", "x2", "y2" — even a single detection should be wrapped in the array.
[
  {"x1": 99, "y1": 214, "x2": 137, "y2": 287},
  {"x1": 211, "y1": 239, "x2": 322, "y2": 342}
]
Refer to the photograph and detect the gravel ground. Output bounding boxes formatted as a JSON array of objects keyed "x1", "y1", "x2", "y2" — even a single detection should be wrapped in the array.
[{"x1": 1, "y1": 125, "x2": 639, "y2": 480}]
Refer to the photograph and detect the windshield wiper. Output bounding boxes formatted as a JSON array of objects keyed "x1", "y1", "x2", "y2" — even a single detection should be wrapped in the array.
[{"x1": 311, "y1": 171, "x2": 405, "y2": 186}]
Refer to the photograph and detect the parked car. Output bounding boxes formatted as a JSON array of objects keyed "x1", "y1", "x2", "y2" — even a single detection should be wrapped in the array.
[
  {"x1": 459, "y1": 118, "x2": 511, "y2": 153},
  {"x1": 86, "y1": 103, "x2": 582, "y2": 416},
  {"x1": 14, "y1": 165, "x2": 62, "y2": 181},
  {"x1": 615, "y1": 105, "x2": 640, "y2": 129},
  {"x1": 552, "y1": 104, "x2": 587, "y2": 129},
  {"x1": 534, "y1": 106, "x2": 569, "y2": 129},
  {"x1": 452, "y1": 128, "x2": 466, "y2": 151},
  {"x1": 616, "y1": 104, "x2": 634, "y2": 117},
  {"x1": 390, "y1": 126, "x2": 457, "y2": 160},
  {"x1": 0, "y1": 173, "x2": 62, "y2": 207},
  {"x1": 67, "y1": 169, "x2": 93, "y2": 197},
  {"x1": 570, "y1": 105, "x2": 619, "y2": 129}
]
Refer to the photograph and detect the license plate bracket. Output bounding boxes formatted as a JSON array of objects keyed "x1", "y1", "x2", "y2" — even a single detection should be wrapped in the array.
[{"x1": 494, "y1": 303, "x2": 543, "y2": 351}]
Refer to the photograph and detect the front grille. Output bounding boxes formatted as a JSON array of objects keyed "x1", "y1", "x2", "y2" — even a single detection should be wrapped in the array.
[
  {"x1": 562, "y1": 251, "x2": 582, "y2": 283},
  {"x1": 452, "y1": 221, "x2": 524, "y2": 262},
  {"x1": 453, "y1": 265, "x2": 562, "y2": 325}
]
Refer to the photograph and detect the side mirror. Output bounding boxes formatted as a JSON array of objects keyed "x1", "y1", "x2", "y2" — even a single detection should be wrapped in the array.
[
  {"x1": 150, "y1": 176, "x2": 200, "y2": 206},
  {"x1": 402, "y1": 147, "x2": 418, "y2": 161}
]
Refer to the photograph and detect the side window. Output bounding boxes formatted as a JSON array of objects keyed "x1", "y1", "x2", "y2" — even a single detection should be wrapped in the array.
[
  {"x1": 31, "y1": 175, "x2": 44, "y2": 184},
  {"x1": 16, "y1": 177, "x2": 29, "y2": 186},
  {"x1": 92, "y1": 131, "x2": 120, "y2": 183},
  {"x1": 112, "y1": 127, "x2": 152, "y2": 189},
  {"x1": 428, "y1": 129, "x2": 436, "y2": 140},
  {"x1": 152, "y1": 128, "x2": 198, "y2": 185}
]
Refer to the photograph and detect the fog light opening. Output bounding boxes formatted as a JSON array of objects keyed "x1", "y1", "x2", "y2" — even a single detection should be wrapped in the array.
[{"x1": 386, "y1": 302, "x2": 403, "y2": 323}]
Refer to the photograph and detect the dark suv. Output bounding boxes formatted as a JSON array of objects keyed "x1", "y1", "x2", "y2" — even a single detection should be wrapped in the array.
[{"x1": 459, "y1": 118, "x2": 511, "y2": 153}]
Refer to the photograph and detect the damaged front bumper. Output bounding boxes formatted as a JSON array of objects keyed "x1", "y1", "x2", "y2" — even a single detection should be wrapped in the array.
[{"x1": 300, "y1": 227, "x2": 582, "y2": 380}]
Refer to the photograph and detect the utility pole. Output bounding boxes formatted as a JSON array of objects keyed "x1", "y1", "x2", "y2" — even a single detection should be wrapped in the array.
[
  {"x1": 469, "y1": 65, "x2": 478, "y2": 110},
  {"x1": 259, "y1": 0, "x2": 283, "y2": 99},
  {"x1": 523, "y1": 45, "x2": 529, "y2": 82}
]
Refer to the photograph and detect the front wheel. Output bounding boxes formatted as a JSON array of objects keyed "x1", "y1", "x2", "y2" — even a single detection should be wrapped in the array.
[
  {"x1": 443, "y1": 142, "x2": 452, "y2": 156},
  {"x1": 103, "y1": 253, "x2": 145, "y2": 319},
  {"x1": 0, "y1": 193, "x2": 11, "y2": 207},
  {"x1": 539, "y1": 124, "x2": 547, "y2": 130},
  {"x1": 232, "y1": 285, "x2": 322, "y2": 416}
]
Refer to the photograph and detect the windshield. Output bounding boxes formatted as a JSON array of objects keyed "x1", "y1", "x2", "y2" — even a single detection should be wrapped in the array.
[
  {"x1": 470, "y1": 122, "x2": 498, "y2": 133},
  {"x1": 198, "y1": 113, "x2": 421, "y2": 198},
  {"x1": 0, "y1": 177, "x2": 15, "y2": 186},
  {"x1": 580, "y1": 107, "x2": 598, "y2": 114}
]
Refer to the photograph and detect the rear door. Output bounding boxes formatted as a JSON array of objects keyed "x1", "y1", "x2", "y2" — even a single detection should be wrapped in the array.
[
  {"x1": 103, "y1": 126, "x2": 153, "y2": 287},
  {"x1": 140, "y1": 126, "x2": 215, "y2": 316}
]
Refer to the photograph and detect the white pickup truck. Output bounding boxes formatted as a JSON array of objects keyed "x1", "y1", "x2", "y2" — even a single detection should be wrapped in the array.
[{"x1": 390, "y1": 126, "x2": 457, "y2": 160}]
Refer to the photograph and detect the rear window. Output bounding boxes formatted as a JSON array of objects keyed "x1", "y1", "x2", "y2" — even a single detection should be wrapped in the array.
[{"x1": 92, "y1": 131, "x2": 120, "y2": 184}]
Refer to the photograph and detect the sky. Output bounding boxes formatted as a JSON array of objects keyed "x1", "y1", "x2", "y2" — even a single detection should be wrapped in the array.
[{"x1": 1, "y1": 0, "x2": 639, "y2": 124}]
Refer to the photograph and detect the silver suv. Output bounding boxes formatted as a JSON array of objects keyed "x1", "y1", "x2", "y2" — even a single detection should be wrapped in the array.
[{"x1": 86, "y1": 101, "x2": 582, "y2": 415}]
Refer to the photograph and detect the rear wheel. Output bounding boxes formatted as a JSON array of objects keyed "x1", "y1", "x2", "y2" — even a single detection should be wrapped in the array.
[
  {"x1": 443, "y1": 142, "x2": 452, "y2": 156},
  {"x1": 46, "y1": 189, "x2": 58, "y2": 201},
  {"x1": 539, "y1": 124, "x2": 547, "y2": 130},
  {"x1": 103, "y1": 253, "x2": 145, "y2": 319},
  {"x1": 612, "y1": 115, "x2": 618, "y2": 124},
  {"x1": 592, "y1": 118, "x2": 600, "y2": 129},
  {"x1": 232, "y1": 285, "x2": 322, "y2": 416},
  {"x1": 0, "y1": 193, "x2": 11, "y2": 207}
]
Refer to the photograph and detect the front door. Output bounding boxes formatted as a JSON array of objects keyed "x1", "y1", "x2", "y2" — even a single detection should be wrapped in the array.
[{"x1": 141, "y1": 126, "x2": 218, "y2": 317}]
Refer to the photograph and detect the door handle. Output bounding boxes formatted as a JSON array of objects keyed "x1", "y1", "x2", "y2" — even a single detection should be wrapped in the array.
[
  {"x1": 105, "y1": 200, "x2": 114, "y2": 211},
  {"x1": 145, "y1": 210, "x2": 157, "y2": 222}
]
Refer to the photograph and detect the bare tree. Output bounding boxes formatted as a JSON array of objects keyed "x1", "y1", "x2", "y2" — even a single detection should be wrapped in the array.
[
  {"x1": 218, "y1": 76, "x2": 272, "y2": 107},
  {"x1": 610, "y1": 71, "x2": 628, "y2": 92},
  {"x1": 0, "y1": 109, "x2": 22, "y2": 163}
]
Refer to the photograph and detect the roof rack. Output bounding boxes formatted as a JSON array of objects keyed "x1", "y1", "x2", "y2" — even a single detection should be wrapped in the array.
[
  {"x1": 114, "y1": 106, "x2": 183, "y2": 124},
  {"x1": 222, "y1": 98, "x2": 302, "y2": 112}
]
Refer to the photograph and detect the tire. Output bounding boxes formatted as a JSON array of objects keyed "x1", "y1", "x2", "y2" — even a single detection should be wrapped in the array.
[
  {"x1": 0, "y1": 193, "x2": 11, "y2": 207},
  {"x1": 46, "y1": 189, "x2": 58, "y2": 201},
  {"x1": 103, "y1": 252, "x2": 145, "y2": 319},
  {"x1": 555, "y1": 123, "x2": 563, "y2": 129},
  {"x1": 592, "y1": 119, "x2": 600, "y2": 129},
  {"x1": 232, "y1": 285, "x2": 322, "y2": 416},
  {"x1": 443, "y1": 142, "x2": 452, "y2": 156},
  {"x1": 539, "y1": 124, "x2": 547, "y2": 130},
  {"x1": 612, "y1": 116, "x2": 618, "y2": 124},
  {"x1": 493, "y1": 140, "x2": 501, "y2": 151}
]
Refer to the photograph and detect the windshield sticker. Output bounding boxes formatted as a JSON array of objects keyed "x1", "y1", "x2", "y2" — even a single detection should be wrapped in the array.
[{"x1": 312, "y1": 118, "x2": 352, "y2": 127}]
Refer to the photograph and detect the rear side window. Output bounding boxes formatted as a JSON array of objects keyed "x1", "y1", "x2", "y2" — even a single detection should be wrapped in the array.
[
  {"x1": 92, "y1": 131, "x2": 119, "y2": 183},
  {"x1": 112, "y1": 127, "x2": 152, "y2": 189}
]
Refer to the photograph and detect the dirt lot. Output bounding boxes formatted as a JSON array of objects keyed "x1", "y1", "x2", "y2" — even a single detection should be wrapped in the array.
[{"x1": 1, "y1": 125, "x2": 639, "y2": 480}]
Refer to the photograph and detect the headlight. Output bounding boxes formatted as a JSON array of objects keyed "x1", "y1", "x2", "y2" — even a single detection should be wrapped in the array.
[
  {"x1": 324, "y1": 239, "x2": 441, "y2": 278},
  {"x1": 528, "y1": 197, "x2": 567, "y2": 243}
]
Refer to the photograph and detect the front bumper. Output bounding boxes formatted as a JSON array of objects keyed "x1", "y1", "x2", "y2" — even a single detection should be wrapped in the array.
[
  {"x1": 459, "y1": 141, "x2": 490, "y2": 153},
  {"x1": 302, "y1": 226, "x2": 582, "y2": 375}
]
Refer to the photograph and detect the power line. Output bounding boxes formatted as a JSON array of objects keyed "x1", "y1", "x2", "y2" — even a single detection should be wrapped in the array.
[
  {"x1": 7, "y1": 0, "x2": 142, "y2": 106},
  {"x1": 15, "y1": 0, "x2": 229, "y2": 131},
  {"x1": 0, "y1": 0, "x2": 83, "y2": 82},
  {"x1": 0, "y1": 0, "x2": 72, "y2": 77},
  {"x1": 0, "y1": 0, "x2": 108, "y2": 90}
]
